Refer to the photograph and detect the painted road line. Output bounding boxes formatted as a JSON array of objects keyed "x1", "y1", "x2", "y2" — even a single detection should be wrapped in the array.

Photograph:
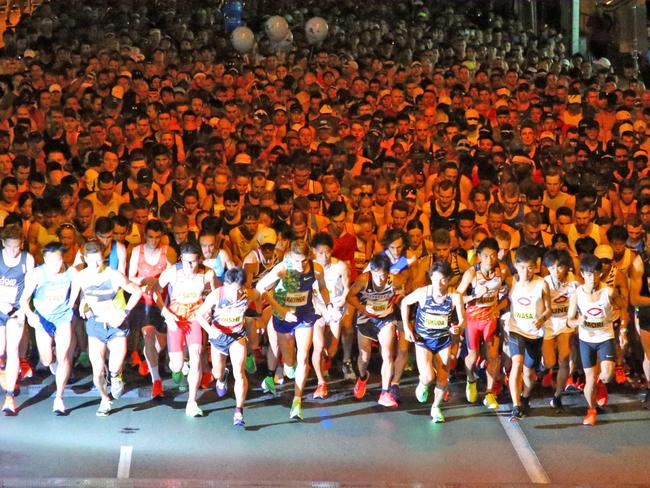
[
  {"x1": 498, "y1": 414, "x2": 551, "y2": 484},
  {"x1": 117, "y1": 445, "x2": 133, "y2": 479}
]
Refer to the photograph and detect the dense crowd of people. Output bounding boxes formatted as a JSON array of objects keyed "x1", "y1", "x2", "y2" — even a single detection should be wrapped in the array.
[{"x1": 0, "y1": 0, "x2": 648, "y2": 428}]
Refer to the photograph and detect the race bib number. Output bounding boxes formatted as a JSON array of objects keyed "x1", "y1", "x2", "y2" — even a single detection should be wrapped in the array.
[
  {"x1": 422, "y1": 312, "x2": 448, "y2": 330},
  {"x1": 285, "y1": 291, "x2": 309, "y2": 307},
  {"x1": 217, "y1": 309, "x2": 245, "y2": 327},
  {"x1": 88, "y1": 298, "x2": 117, "y2": 317},
  {"x1": 0, "y1": 284, "x2": 17, "y2": 305},
  {"x1": 367, "y1": 299, "x2": 391, "y2": 316},
  {"x1": 584, "y1": 319, "x2": 604, "y2": 329},
  {"x1": 354, "y1": 251, "x2": 367, "y2": 268}
]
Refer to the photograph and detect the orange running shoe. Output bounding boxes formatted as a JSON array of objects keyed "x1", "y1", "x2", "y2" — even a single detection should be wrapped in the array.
[
  {"x1": 582, "y1": 407, "x2": 597, "y2": 426},
  {"x1": 615, "y1": 366, "x2": 626, "y2": 385},
  {"x1": 200, "y1": 371, "x2": 213, "y2": 389},
  {"x1": 542, "y1": 370, "x2": 553, "y2": 388},
  {"x1": 313, "y1": 382, "x2": 328, "y2": 399},
  {"x1": 130, "y1": 351, "x2": 142, "y2": 367},
  {"x1": 596, "y1": 380, "x2": 608, "y2": 407},
  {"x1": 138, "y1": 360, "x2": 150, "y2": 377},
  {"x1": 353, "y1": 374, "x2": 368, "y2": 400},
  {"x1": 19, "y1": 358, "x2": 33, "y2": 379},
  {"x1": 151, "y1": 379, "x2": 164, "y2": 399}
]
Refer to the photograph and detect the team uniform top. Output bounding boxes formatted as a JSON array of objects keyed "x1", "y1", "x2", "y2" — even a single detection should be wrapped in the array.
[
  {"x1": 576, "y1": 285, "x2": 615, "y2": 343},
  {"x1": 166, "y1": 263, "x2": 210, "y2": 321},
  {"x1": 414, "y1": 288, "x2": 453, "y2": 341},
  {"x1": 0, "y1": 251, "x2": 29, "y2": 313},
  {"x1": 133, "y1": 244, "x2": 169, "y2": 305},
  {"x1": 544, "y1": 273, "x2": 577, "y2": 337},
  {"x1": 81, "y1": 275, "x2": 124, "y2": 322},
  {"x1": 466, "y1": 265, "x2": 504, "y2": 321},
  {"x1": 356, "y1": 274, "x2": 396, "y2": 324},
  {"x1": 272, "y1": 259, "x2": 317, "y2": 318},
  {"x1": 33, "y1": 265, "x2": 74, "y2": 325},
  {"x1": 210, "y1": 287, "x2": 249, "y2": 334},
  {"x1": 510, "y1": 276, "x2": 546, "y2": 339}
]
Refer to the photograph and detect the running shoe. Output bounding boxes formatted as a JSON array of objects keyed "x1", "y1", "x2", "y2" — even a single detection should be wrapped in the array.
[
  {"x1": 233, "y1": 411, "x2": 245, "y2": 427},
  {"x1": 52, "y1": 397, "x2": 66, "y2": 416},
  {"x1": 510, "y1": 405, "x2": 524, "y2": 421},
  {"x1": 443, "y1": 390, "x2": 450, "y2": 402},
  {"x1": 172, "y1": 371, "x2": 184, "y2": 385},
  {"x1": 274, "y1": 365, "x2": 285, "y2": 385},
  {"x1": 415, "y1": 382, "x2": 429, "y2": 403},
  {"x1": 541, "y1": 370, "x2": 553, "y2": 388},
  {"x1": 466, "y1": 381, "x2": 477, "y2": 403},
  {"x1": 110, "y1": 374, "x2": 125, "y2": 400},
  {"x1": 2, "y1": 396, "x2": 16, "y2": 415},
  {"x1": 75, "y1": 352, "x2": 91, "y2": 369},
  {"x1": 96, "y1": 398, "x2": 112, "y2": 417},
  {"x1": 19, "y1": 358, "x2": 33, "y2": 379},
  {"x1": 564, "y1": 375, "x2": 578, "y2": 392},
  {"x1": 378, "y1": 391, "x2": 398, "y2": 408},
  {"x1": 151, "y1": 379, "x2": 164, "y2": 400},
  {"x1": 353, "y1": 373, "x2": 368, "y2": 400},
  {"x1": 284, "y1": 363, "x2": 296, "y2": 380},
  {"x1": 582, "y1": 407, "x2": 597, "y2": 426},
  {"x1": 596, "y1": 380, "x2": 608, "y2": 407},
  {"x1": 261, "y1": 376, "x2": 276, "y2": 395},
  {"x1": 177, "y1": 374, "x2": 189, "y2": 392},
  {"x1": 575, "y1": 376, "x2": 585, "y2": 391},
  {"x1": 216, "y1": 369, "x2": 229, "y2": 398},
  {"x1": 313, "y1": 382, "x2": 328, "y2": 399},
  {"x1": 430, "y1": 406, "x2": 445, "y2": 423},
  {"x1": 130, "y1": 351, "x2": 142, "y2": 367},
  {"x1": 550, "y1": 395, "x2": 564, "y2": 412},
  {"x1": 342, "y1": 360, "x2": 356, "y2": 381},
  {"x1": 200, "y1": 371, "x2": 213, "y2": 389},
  {"x1": 138, "y1": 360, "x2": 149, "y2": 377},
  {"x1": 615, "y1": 366, "x2": 626, "y2": 385},
  {"x1": 389, "y1": 384, "x2": 401, "y2": 403},
  {"x1": 185, "y1": 401, "x2": 204, "y2": 417},
  {"x1": 245, "y1": 355, "x2": 257, "y2": 374},
  {"x1": 483, "y1": 392, "x2": 499, "y2": 410},
  {"x1": 289, "y1": 397, "x2": 303, "y2": 420}
]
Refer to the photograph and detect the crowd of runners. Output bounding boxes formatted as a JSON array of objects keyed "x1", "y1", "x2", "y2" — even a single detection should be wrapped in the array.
[{"x1": 0, "y1": 0, "x2": 649, "y2": 428}]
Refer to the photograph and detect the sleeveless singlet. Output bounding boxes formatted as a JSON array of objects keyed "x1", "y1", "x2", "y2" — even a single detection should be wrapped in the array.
[
  {"x1": 356, "y1": 273, "x2": 395, "y2": 324},
  {"x1": 33, "y1": 265, "x2": 74, "y2": 323},
  {"x1": 273, "y1": 260, "x2": 316, "y2": 318},
  {"x1": 211, "y1": 287, "x2": 249, "y2": 334},
  {"x1": 135, "y1": 244, "x2": 169, "y2": 305},
  {"x1": 544, "y1": 273, "x2": 577, "y2": 336},
  {"x1": 167, "y1": 263, "x2": 210, "y2": 320},
  {"x1": 82, "y1": 274, "x2": 122, "y2": 320},
  {"x1": 466, "y1": 264, "x2": 503, "y2": 321},
  {"x1": 0, "y1": 251, "x2": 28, "y2": 310},
  {"x1": 415, "y1": 288, "x2": 453, "y2": 341},
  {"x1": 576, "y1": 285, "x2": 615, "y2": 343},
  {"x1": 510, "y1": 276, "x2": 545, "y2": 339}
]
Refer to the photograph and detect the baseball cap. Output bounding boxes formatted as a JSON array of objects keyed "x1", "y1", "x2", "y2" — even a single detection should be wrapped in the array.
[
  {"x1": 257, "y1": 227, "x2": 277, "y2": 247},
  {"x1": 616, "y1": 110, "x2": 632, "y2": 121},
  {"x1": 48, "y1": 84, "x2": 62, "y2": 93},
  {"x1": 633, "y1": 149, "x2": 648, "y2": 160},
  {"x1": 594, "y1": 244, "x2": 613, "y2": 261},
  {"x1": 234, "y1": 153, "x2": 252, "y2": 165},
  {"x1": 111, "y1": 85, "x2": 124, "y2": 100}
]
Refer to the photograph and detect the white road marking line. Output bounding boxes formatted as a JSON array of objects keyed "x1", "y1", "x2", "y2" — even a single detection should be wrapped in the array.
[
  {"x1": 117, "y1": 445, "x2": 133, "y2": 479},
  {"x1": 498, "y1": 415, "x2": 551, "y2": 484}
]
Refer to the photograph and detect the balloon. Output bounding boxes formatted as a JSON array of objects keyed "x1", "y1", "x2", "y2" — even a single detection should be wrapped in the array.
[
  {"x1": 305, "y1": 17, "x2": 329, "y2": 44},
  {"x1": 231, "y1": 26, "x2": 255, "y2": 53},
  {"x1": 273, "y1": 30, "x2": 293, "y2": 52},
  {"x1": 265, "y1": 15, "x2": 289, "y2": 42}
]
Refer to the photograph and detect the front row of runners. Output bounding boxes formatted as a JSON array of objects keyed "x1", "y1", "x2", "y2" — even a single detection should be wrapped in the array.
[{"x1": 0, "y1": 223, "x2": 644, "y2": 427}]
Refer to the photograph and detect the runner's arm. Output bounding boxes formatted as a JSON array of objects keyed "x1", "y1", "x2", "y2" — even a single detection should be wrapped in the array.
[
  {"x1": 346, "y1": 273, "x2": 369, "y2": 314},
  {"x1": 400, "y1": 286, "x2": 425, "y2": 337},
  {"x1": 629, "y1": 255, "x2": 650, "y2": 307}
]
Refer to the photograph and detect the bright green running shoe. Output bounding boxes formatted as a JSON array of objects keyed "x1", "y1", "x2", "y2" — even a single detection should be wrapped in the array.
[
  {"x1": 431, "y1": 406, "x2": 445, "y2": 423},
  {"x1": 76, "y1": 352, "x2": 91, "y2": 369},
  {"x1": 289, "y1": 397, "x2": 303, "y2": 420},
  {"x1": 415, "y1": 382, "x2": 429, "y2": 403},
  {"x1": 261, "y1": 376, "x2": 276, "y2": 395},
  {"x1": 172, "y1": 371, "x2": 184, "y2": 385},
  {"x1": 466, "y1": 381, "x2": 477, "y2": 403},
  {"x1": 245, "y1": 355, "x2": 257, "y2": 374}
]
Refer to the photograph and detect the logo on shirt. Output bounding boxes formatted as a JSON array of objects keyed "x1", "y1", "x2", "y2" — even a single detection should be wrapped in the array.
[
  {"x1": 587, "y1": 307, "x2": 603, "y2": 317},
  {"x1": 517, "y1": 297, "x2": 532, "y2": 306}
]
